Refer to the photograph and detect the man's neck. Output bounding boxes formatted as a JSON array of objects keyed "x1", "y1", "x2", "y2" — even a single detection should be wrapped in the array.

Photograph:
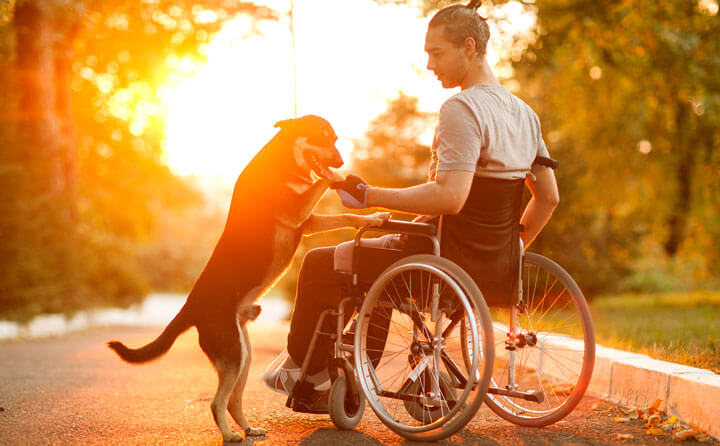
[{"x1": 460, "y1": 57, "x2": 500, "y2": 91}]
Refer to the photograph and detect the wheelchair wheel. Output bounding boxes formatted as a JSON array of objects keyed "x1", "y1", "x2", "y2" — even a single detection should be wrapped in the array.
[
  {"x1": 329, "y1": 374, "x2": 365, "y2": 430},
  {"x1": 354, "y1": 255, "x2": 494, "y2": 442},
  {"x1": 482, "y1": 252, "x2": 595, "y2": 427}
]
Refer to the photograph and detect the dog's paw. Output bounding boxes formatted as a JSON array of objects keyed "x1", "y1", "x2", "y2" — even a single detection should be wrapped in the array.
[
  {"x1": 222, "y1": 431, "x2": 245, "y2": 443},
  {"x1": 238, "y1": 304, "x2": 262, "y2": 323},
  {"x1": 245, "y1": 427, "x2": 266, "y2": 437}
]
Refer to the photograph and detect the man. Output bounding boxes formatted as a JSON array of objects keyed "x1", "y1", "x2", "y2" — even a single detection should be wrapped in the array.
[{"x1": 264, "y1": 1, "x2": 559, "y2": 413}]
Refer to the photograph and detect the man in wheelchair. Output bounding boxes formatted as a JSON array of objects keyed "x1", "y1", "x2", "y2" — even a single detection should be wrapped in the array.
[{"x1": 263, "y1": 1, "x2": 559, "y2": 414}]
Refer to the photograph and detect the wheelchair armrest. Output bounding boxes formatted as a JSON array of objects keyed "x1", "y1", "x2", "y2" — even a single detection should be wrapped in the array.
[{"x1": 370, "y1": 219, "x2": 437, "y2": 236}]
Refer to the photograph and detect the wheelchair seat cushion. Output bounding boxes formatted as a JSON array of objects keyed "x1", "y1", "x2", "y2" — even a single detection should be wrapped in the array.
[
  {"x1": 333, "y1": 235, "x2": 399, "y2": 273},
  {"x1": 334, "y1": 233, "x2": 434, "y2": 284}
]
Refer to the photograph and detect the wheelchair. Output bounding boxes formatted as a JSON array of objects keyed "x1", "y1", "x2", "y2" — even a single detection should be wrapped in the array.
[{"x1": 285, "y1": 219, "x2": 595, "y2": 441}]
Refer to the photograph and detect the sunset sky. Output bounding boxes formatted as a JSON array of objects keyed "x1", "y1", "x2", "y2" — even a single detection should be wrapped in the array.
[{"x1": 159, "y1": 0, "x2": 534, "y2": 183}]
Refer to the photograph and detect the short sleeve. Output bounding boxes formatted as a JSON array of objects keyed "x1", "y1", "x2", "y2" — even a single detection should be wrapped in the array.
[
  {"x1": 533, "y1": 112, "x2": 550, "y2": 159},
  {"x1": 435, "y1": 98, "x2": 481, "y2": 173}
]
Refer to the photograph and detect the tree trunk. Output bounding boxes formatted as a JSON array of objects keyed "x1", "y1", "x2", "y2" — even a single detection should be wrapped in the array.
[
  {"x1": 663, "y1": 99, "x2": 694, "y2": 257},
  {"x1": 14, "y1": 0, "x2": 64, "y2": 194}
]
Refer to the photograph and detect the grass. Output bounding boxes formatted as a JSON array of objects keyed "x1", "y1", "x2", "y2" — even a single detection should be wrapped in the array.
[{"x1": 589, "y1": 291, "x2": 720, "y2": 374}]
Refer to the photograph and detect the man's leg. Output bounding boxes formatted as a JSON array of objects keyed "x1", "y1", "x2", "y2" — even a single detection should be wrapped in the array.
[{"x1": 286, "y1": 246, "x2": 344, "y2": 376}]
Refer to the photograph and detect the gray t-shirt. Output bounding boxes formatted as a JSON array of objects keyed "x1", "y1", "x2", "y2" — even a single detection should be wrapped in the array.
[{"x1": 429, "y1": 84, "x2": 550, "y2": 180}]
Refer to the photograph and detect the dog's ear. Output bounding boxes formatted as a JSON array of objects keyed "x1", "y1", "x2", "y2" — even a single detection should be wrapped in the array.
[{"x1": 274, "y1": 118, "x2": 295, "y2": 130}]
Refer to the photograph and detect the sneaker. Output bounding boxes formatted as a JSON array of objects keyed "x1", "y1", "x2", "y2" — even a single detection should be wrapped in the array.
[
  {"x1": 260, "y1": 349, "x2": 330, "y2": 395},
  {"x1": 292, "y1": 388, "x2": 330, "y2": 414},
  {"x1": 261, "y1": 350, "x2": 299, "y2": 396}
]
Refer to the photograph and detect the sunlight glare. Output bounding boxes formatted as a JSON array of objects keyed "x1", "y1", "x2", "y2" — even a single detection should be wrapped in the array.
[{"x1": 160, "y1": 0, "x2": 535, "y2": 183}]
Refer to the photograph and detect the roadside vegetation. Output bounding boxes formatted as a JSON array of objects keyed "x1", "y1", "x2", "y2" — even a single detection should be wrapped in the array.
[
  {"x1": 1, "y1": 0, "x2": 718, "y2": 354},
  {"x1": 590, "y1": 291, "x2": 720, "y2": 374}
]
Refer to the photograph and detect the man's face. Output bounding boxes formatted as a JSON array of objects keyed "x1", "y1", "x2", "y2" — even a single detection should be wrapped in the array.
[{"x1": 424, "y1": 25, "x2": 469, "y2": 89}]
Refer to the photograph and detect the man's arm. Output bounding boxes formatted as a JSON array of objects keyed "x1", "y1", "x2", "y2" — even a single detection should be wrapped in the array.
[
  {"x1": 520, "y1": 167, "x2": 559, "y2": 248},
  {"x1": 365, "y1": 170, "x2": 475, "y2": 215}
]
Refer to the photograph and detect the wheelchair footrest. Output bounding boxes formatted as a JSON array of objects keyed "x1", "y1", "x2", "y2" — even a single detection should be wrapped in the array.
[{"x1": 487, "y1": 386, "x2": 544, "y2": 403}]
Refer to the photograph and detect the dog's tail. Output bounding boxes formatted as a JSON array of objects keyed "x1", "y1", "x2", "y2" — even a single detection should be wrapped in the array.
[{"x1": 107, "y1": 304, "x2": 192, "y2": 364}]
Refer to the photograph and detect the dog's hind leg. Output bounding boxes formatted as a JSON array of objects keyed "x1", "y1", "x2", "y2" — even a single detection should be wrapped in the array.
[
  {"x1": 210, "y1": 360, "x2": 245, "y2": 442},
  {"x1": 200, "y1": 327, "x2": 245, "y2": 442},
  {"x1": 228, "y1": 323, "x2": 266, "y2": 437}
]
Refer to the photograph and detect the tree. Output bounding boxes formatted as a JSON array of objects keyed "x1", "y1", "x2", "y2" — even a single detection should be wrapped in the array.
[
  {"x1": 353, "y1": 92, "x2": 436, "y2": 192},
  {"x1": 414, "y1": 0, "x2": 720, "y2": 293},
  {"x1": 0, "y1": 0, "x2": 279, "y2": 319},
  {"x1": 508, "y1": 0, "x2": 720, "y2": 291}
]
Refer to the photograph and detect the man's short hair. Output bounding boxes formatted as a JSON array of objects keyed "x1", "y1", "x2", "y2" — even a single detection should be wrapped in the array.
[{"x1": 429, "y1": 3, "x2": 490, "y2": 56}]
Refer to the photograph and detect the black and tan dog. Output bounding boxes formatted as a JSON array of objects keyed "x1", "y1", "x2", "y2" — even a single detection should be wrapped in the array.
[{"x1": 108, "y1": 115, "x2": 343, "y2": 442}]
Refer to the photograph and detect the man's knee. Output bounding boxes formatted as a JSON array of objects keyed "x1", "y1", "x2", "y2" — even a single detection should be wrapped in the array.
[{"x1": 299, "y1": 246, "x2": 336, "y2": 277}]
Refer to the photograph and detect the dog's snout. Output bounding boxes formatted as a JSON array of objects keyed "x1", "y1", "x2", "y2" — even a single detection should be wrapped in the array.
[{"x1": 330, "y1": 150, "x2": 344, "y2": 168}]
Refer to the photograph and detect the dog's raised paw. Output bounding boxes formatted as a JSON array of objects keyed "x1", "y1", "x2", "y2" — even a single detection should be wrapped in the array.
[
  {"x1": 245, "y1": 427, "x2": 266, "y2": 437},
  {"x1": 222, "y1": 431, "x2": 245, "y2": 443}
]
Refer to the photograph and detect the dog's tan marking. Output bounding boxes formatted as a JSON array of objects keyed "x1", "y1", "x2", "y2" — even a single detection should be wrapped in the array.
[
  {"x1": 228, "y1": 321, "x2": 266, "y2": 437},
  {"x1": 210, "y1": 360, "x2": 243, "y2": 442}
]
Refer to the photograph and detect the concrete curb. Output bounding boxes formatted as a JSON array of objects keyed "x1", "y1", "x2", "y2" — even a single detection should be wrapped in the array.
[{"x1": 587, "y1": 344, "x2": 719, "y2": 440}]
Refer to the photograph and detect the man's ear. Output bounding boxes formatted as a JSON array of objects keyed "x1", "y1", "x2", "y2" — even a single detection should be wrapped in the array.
[
  {"x1": 274, "y1": 118, "x2": 295, "y2": 130},
  {"x1": 464, "y1": 36, "x2": 477, "y2": 57}
]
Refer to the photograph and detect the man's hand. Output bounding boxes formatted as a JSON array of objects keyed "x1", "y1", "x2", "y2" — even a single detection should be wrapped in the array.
[{"x1": 330, "y1": 174, "x2": 370, "y2": 209}]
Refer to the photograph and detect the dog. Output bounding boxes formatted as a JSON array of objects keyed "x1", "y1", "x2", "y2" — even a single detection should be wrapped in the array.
[{"x1": 108, "y1": 115, "x2": 343, "y2": 442}]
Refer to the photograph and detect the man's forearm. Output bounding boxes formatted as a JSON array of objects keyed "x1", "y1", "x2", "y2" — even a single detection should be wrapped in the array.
[
  {"x1": 520, "y1": 197, "x2": 557, "y2": 248},
  {"x1": 366, "y1": 182, "x2": 458, "y2": 215}
]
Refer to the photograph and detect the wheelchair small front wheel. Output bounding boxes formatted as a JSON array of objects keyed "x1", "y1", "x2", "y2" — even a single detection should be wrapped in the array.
[{"x1": 329, "y1": 375, "x2": 365, "y2": 430}]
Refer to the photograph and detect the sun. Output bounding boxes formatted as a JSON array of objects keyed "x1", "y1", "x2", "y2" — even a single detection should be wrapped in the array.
[
  {"x1": 159, "y1": 0, "x2": 534, "y2": 184},
  {"x1": 159, "y1": 1, "x2": 447, "y2": 183},
  {"x1": 159, "y1": 15, "x2": 295, "y2": 180}
]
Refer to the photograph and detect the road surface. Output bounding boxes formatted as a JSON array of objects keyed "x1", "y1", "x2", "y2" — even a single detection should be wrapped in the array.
[{"x1": 0, "y1": 323, "x2": 699, "y2": 445}]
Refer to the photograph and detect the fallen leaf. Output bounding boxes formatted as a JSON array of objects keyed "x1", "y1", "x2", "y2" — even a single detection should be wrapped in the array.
[
  {"x1": 644, "y1": 414, "x2": 661, "y2": 427},
  {"x1": 650, "y1": 399, "x2": 662, "y2": 411},
  {"x1": 616, "y1": 433, "x2": 634, "y2": 440},
  {"x1": 697, "y1": 433, "x2": 713, "y2": 443},
  {"x1": 646, "y1": 427, "x2": 664, "y2": 436},
  {"x1": 591, "y1": 403, "x2": 599, "y2": 410},
  {"x1": 673, "y1": 429, "x2": 695, "y2": 441},
  {"x1": 615, "y1": 417, "x2": 631, "y2": 423}
]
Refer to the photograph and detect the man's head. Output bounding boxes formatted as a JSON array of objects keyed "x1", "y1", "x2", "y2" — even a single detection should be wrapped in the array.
[{"x1": 425, "y1": 1, "x2": 490, "y2": 88}]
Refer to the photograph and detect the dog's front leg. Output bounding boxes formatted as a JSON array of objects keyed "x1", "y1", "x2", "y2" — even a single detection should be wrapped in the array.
[
  {"x1": 228, "y1": 323, "x2": 266, "y2": 438},
  {"x1": 279, "y1": 179, "x2": 331, "y2": 228}
]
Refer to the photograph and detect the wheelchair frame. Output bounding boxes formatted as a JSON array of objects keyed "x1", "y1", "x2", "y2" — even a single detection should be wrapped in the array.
[{"x1": 285, "y1": 219, "x2": 595, "y2": 440}]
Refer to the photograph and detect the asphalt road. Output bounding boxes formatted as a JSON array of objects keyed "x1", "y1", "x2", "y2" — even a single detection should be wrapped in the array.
[{"x1": 0, "y1": 323, "x2": 697, "y2": 445}]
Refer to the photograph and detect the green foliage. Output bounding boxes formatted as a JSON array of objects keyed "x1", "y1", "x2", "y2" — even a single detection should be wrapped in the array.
[
  {"x1": 352, "y1": 92, "x2": 436, "y2": 190},
  {"x1": 591, "y1": 291, "x2": 720, "y2": 373},
  {"x1": 508, "y1": 0, "x2": 720, "y2": 295},
  {"x1": 0, "y1": 1, "x2": 270, "y2": 320},
  {"x1": 375, "y1": 0, "x2": 720, "y2": 296}
]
